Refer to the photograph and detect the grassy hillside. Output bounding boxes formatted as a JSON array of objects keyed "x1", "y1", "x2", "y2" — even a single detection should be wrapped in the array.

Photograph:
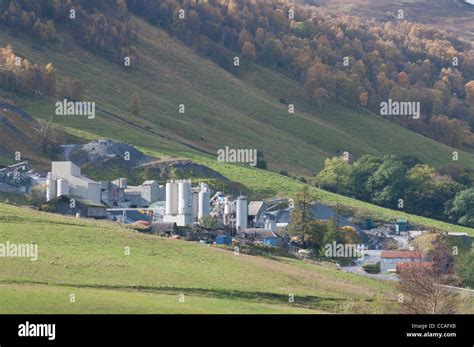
[
  {"x1": 1, "y1": 17, "x2": 474, "y2": 175},
  {"x1": 0, "y1": 109, "x2": 43, "y2": 166},
  {"x1": 0, "y1": 203, "x2": 399, "y2": 313}
]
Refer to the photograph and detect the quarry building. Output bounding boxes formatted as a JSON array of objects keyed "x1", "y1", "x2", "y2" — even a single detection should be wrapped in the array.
[
  {"x1": 44, "y1": 162, "x2": 257, "y2": 230},
  {"x1": 46, "y1": 161, "x2": 165, "y2": 209},
  {"x1": 47, "y1": 161, "x2": 101, "y2": 204}
]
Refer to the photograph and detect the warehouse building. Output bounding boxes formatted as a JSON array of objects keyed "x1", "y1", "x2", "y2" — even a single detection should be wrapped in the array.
[{"x1": 47, "y1": 161, "x2": 101, "y2": 204}]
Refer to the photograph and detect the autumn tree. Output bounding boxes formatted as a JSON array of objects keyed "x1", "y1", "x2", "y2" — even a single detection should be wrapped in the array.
[
  {"x1": 62, "y1": 77, "x2": 84, "y2": 101},
  {"x1": 32, "y1": 118, "x2": 64, "y2": 157},
  {"x1": 466, "y1": 80, "x2": 474, "y2": 107},
  {"x1": 241, "y1": 41, "x2": 256, "y2": 65},
  {"x1": 398, "y1": 240, "x2": 459, "y2": 314},
  {"x1": 44, "y1": 63, "x2": 56, "y2": 97},
  {"x1": 304, "y1": 63, "x2": 329, "y2": 97},
  {"x1": 398, "y1": 71, "x2": 409, "y2": 88},
  {"x1": 49, "y1": 121, "x2": 65, "y2": 159},
  {"x1": 314, "y1": 87, "x2": 329, "y2": 110},
  {"x1": 398, "y1": 262, "x2": 459, "y2": 314}
]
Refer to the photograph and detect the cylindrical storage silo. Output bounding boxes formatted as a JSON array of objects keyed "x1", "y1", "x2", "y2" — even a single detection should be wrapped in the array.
[
  {"x1": 46, "y1": 172, "x2": 56, "y2": 201},
  {"x1": 57, "y1": 178, "x2": 69, "y2": 197},
  {"x1": 236, "y1": 196, "x2": 248, "y2": 230},
  {"x1": 191, "y1": 190, "x2": 199, "y2": 222},
  {"x1": 166, "y1": 180, "x2": 179, "y2": 215},
  {"x1": 178, "y1": 180, "x2": 191, "y2": 215},
  {"x1": 198, "y1": 183, "x2": 210, "y2": 220},
  {"x1": 171, "y1": 181, "x2": 178, "y2": 214},
  {"x1": 165, "y1": 181, "x2": 173, "y2": 215}
]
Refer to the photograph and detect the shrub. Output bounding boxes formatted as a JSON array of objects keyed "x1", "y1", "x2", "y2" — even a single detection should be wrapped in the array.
[{"x1": 363, "y1": 262, "x2": 380, "y2": 274}]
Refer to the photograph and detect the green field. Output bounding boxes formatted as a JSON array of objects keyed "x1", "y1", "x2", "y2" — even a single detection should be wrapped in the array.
[
  {"x1": 1, "y1": 16, "x2": 474, "y2": 176},
  {"x1": 0, "y1": 203, "x2": 403, "y2": 313},
  {"x1": 0, "y1": 283, "x2": 324, "y2": 314}
]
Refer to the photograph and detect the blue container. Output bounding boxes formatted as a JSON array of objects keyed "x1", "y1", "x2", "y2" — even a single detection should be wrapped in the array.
[
  {"x1": 263, "y1": 237, "x2": 279, "y2": 246},
  {"x1": 216, "y1": 235, "x2": 232, "y2": 245}
]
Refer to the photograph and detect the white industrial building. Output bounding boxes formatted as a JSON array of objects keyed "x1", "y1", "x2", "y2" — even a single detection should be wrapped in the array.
[
  {"x1": 102, "y1": 178, "x2": 164, "y2": 208},
  {"x1": 163, "y1": 180, "x2": 211, "y2": 226},
  {"x1": 47, "y1": 162, "x2": 165, "y2": 209},
  {"x1": 124, "y1": 180, "x2": 164, "y2": 207},
  {"x1": 210, "y1": 192, "x2": 248, "y2": 231},
  {"x1": 47, "y1": 161, "x2": 101, "y2": 204}
]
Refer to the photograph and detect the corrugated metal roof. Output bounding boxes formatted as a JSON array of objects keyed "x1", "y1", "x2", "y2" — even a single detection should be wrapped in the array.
[
  {"x1": 248, "y1": 201, "x2": 265, "y2": 216},
  {"x1": 239, "y1": 228, "x2": 277, "y2": 238},
  {"x1": 108, "y1": 209, "x2": 151, "y2": 222}
]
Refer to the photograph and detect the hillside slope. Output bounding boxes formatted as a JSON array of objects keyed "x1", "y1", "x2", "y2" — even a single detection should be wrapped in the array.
[
  {"x1": 0, "y1": 102, "x2": 82, "y2": 169},
  {"x1": 1, "y1": 16, "x2": 474, "y2": 174},
  {"x1": 0, "y1": 203, "x2": 398, "y2": 313},
  {"x1": 0, "y1": 108, "x2": 43, "y2": 166},
  {"x1": 318, "y1": 0, "x2": 474, "y2": 40}
]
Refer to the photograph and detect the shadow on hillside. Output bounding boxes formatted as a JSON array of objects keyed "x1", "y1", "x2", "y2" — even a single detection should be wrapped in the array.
[{"x1": 2, "y1": 279, "x2": 369, "y2": 312}]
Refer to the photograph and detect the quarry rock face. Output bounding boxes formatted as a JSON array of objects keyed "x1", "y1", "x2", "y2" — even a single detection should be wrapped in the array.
[
  {"x1": 62, "y1": 140, "x2": 228, "y2": 182},
  {"x1": 139, "y1": 159, "x2": 228, "y2": 181},
  {"x1": 64, "y1": 139, "x2": 153, "y2": 167}
]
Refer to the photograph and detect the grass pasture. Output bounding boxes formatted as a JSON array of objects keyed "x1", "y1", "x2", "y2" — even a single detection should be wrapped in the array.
[{"x1": 0, "y1": 203, "x2": 397, "y2": 314}]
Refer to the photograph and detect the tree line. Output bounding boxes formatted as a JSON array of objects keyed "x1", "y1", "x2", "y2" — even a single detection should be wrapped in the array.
[
  {"x1": 316, "y1": 154, "x2": 474, "y2": 227},
  {"x1": 0, "y1": 45, "x2": 55, "y2": 96},
  {"x1": 0, "y1": 44, "x2": 89, "y2": 100},
  {"x1": 0, "y1": 0, "x2": 137, "y2": 63}
]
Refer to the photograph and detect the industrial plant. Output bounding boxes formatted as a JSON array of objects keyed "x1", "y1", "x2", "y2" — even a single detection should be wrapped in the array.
[
  {"x1": 42, "y1": 161, "x2": 254, "y2": 231},
  {"x1": 30, "y1": 161, "x2": 430, "y2": 253}
]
